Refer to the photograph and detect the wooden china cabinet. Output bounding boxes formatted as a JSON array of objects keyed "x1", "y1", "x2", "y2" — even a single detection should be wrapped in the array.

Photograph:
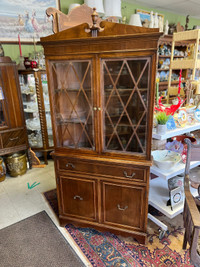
[
  {"x1": 0, "y1": 57, "x2": 28, "y2": 156},
  {"x1": 41, "y1": 8, "x2": 161, "y2": 244}
]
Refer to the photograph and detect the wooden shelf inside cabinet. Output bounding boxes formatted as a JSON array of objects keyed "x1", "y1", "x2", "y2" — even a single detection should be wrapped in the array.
[{"x1": 18, "y1": 69, "x2": 54, "y2": 164}]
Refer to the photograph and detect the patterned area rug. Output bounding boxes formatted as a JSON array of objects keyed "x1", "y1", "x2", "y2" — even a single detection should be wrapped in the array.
[{"x1": 43, "y1": 189, "x2": 193, "y2": 267}]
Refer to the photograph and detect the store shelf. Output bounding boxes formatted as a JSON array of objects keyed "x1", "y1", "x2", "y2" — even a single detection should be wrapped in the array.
[
  {"x1": 149, "y1": 177, "x2": 198, "y2": 219},
  {"x1": 151, "y1": 161, "x2": 200, "y2": 180},
  {"x1": 152, "y1": 122, "x2": 200, "y2": 140}
]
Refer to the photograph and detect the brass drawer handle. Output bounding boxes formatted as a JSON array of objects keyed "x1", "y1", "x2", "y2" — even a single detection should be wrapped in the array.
[
  {"x1": 117, "y1": 204, "x2": 128, "y2": 211},
  {"x1": 123, "y1": 171, "x2": 135, "y2": 178},
  {"x1": 65, "y1": 163, "x2": 75, "y2": 169},
  {"x1": 9, "y1": 137, "x2": 19, "y2": 141},
  {"x1": 74, "y1": 195, "x2": 83, "y2": 201}
]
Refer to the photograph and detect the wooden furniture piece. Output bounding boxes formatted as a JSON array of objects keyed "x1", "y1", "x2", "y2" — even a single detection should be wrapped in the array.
[
  {"x1": 167, "y1": 29, "x2": 200, "y2": 103},
  {"x1": 41, "y1": 7, "x2": 161, "y2": 244},
  {"x1": 18, "y1": 69, "x2": 53, "y2": 164},
  {"x1": 46, "y1": 4, "x2": 117, "y2": 34},
  {"x1": 0, "y1": 57, "x2": 29, "y2": 157},
  {"x1": 183, "y1": 138, "x2": 200, "y2": 267}
]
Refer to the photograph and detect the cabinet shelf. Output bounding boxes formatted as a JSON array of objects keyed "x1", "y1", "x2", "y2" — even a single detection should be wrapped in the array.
[
  {"x1": 158, "y1": 55, "x2": 185, "y2": 59},
  {"x1": 152, "y1": 122, "x2": 200, "y2": 140},
  {"x1": 150, "y1": 160, "x2": 200, "y2": 180},
  {"x1": 149, "y1": 177, "x2": 198, "y2": 218},
  {"x1": 55, "y1": 88, "x2": 91, "y2": 93},
  {"x1": 105, "y1": 88, "x2": 147, "y2": 92}
]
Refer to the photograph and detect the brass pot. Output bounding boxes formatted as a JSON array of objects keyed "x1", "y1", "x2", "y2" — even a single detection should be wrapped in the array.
[
  {"x1": 5, "y1": 152, "x2": 27, "y2": 177},
  {"x1": 0, "y1": 157, "x2": 6, "y2": 182}
]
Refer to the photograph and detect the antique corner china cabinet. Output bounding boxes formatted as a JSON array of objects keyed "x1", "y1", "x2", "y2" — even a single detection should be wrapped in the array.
[
  {"x1": 0, "y1": 57, "x2": 29, "y2": 157},
  {"x1": 41, "y1": 8, "x2": 161, "y2": 244}
]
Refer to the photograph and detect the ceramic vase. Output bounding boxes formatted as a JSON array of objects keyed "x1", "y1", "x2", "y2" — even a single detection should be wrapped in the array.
[{"x1": 156, "y1": 124, "x2": 167, "y2": 135}]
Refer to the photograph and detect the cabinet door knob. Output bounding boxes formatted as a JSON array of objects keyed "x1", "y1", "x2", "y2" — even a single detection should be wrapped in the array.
[
  {"x1": 93, "y1": 107, "x2": 97, "y2": 111},
  {"x1": 97, "y1": 107, "x2": 101, "y2": 111},
  {"x1": 74, "y1": 195, "x2": 83, "y2": 201},
  {"x1": 123, "y1": 171, "x2": 135, "y2": 178},
  {"x1": 117, "y1": 204, "x2": 128, "y2": 211},
  {"x1": 66, "y1": 163, "x2": 75, "y2": 169}
]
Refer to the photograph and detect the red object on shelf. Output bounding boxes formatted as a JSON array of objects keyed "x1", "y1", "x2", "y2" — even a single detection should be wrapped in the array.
[
  {"x1": 30, "y1": 60, "x2": 37, "y2": 69},
  {"x1": 18, "y1": 34, "x2": 22, "y2": 57},
  {"x1": 178, "y1": 69, "x2": 182, "y2": 94},
  {"x1": 154, "y1": 96, "x2": 185, "y2": 115}
]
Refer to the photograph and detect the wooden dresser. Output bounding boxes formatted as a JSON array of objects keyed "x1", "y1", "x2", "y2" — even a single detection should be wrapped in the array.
[
  {"x1": 41, "y1": 8, "x2": 161, "y2": 244},
  {"x1": 0, "y1": 57, "x2": 28, "y2": 156}
]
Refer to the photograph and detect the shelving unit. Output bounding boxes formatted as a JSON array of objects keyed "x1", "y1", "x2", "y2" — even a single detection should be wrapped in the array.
[
  {"x1": 157, "y1": 35, "x2": 187, "y2": 96},
  {"x1": 149, "y1": 177, "x2": 198, "y2": 219},
  {"x1": 152, "y1": 122, "x2": 200, "y2": 140},
  {"x1": 167, "y1": 29, "x2": 200, "y2": 103},
  {"x1": 150, "y1": 123, "x2": 200, "y2": 221},
  {"x1": 18, "y1": 69, "x2": 54, "y2": 164}
]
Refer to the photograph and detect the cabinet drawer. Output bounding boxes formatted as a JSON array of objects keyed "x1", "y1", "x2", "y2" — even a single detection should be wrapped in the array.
[
  {"x1": 102, "y1": 181, "x2": 146, "y2": 230},
  {"x1": 57, "y1": 158, "x2": 146, "y2": 182},
  {"x1": 59, "y1": 176, "x2": 97, "y2": 221},
  {"x1": 1, "y1": 129, "x2": 27, "y2": 148}
]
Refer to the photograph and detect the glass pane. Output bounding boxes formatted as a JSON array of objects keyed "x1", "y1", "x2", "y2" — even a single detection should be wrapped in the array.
[
  {"x1": 41, "y1": 73, "x2": 54, "y2": 147},
  {"x1": 19, "y1": 73, "x2": 42, "y2": 148},
  {"x1": 0, "y1": 73, "x2": 6, "y2": 127},
  {"x1": 103, "y1": 58, "x2": 150, "y2": 155},
  {"x1": 52, "y1": 60, "x2": 94, "y2": 150}
]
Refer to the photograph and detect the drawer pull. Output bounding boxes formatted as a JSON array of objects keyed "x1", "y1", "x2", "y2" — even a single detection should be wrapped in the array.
[
  {"x1": 74, "y1": 195, "x2": 83, "y2": 201},
  {"x1": 66, "y1": 163, "x2": 75, "y2": 169},
  {"x1": 123, "y1": 171, "x2": 135, "y2": 178},
  {"x1": 9, "y1": 137, "x2": 19, "y2": 141},
  {"x1": 117, "y1": 204, "x2": 128, "y2": 211}
]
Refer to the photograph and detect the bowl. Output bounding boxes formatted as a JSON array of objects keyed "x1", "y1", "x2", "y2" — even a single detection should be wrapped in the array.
[{"x1": 152, "y1": 150, "x2": 182, "y2": 170}]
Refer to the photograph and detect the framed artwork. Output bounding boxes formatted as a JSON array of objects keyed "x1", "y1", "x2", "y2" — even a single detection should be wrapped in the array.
[
  {"x1": 136, "y1": 9, "x2": 164, "y2": 28},
  {"x1": 0, "y1": 0, "x2": 60, "y2": 43}
]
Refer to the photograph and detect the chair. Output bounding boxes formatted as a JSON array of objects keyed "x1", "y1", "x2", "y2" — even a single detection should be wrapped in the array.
[{"x1": 183, "y1": 138, "x2": 200, "y2": 267}]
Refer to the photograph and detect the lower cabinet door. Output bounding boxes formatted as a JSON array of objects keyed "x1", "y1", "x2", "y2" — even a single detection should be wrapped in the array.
[
  {"x1": 102, "y1": 181, "x2": 147, "y2": 231},
  {"x1": 59, "y1": 176, "x2": 97, "y2": 221}
]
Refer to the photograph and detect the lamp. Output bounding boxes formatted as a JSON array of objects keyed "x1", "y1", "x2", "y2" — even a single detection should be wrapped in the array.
[
  {"x1": 84, "y1": 0, "x2": 104, "y2": 16},
  {"x1": 68, "y1": 3, "x2": 81, "y2": 13},
  {"x1": 129, "y1": 14, "x2": 142, "y2": 27},
  {"x1": 104, "y1": 0, "x2": 122, "y2": 18}
]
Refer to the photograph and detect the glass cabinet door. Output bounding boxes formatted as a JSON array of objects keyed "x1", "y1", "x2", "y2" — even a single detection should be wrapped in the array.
[
  {"x1": 0, "y1": 72, "x2": 8, "y2": 128},
  {"x1": 102, "y1": 57, "x2": 151, "y2": 155},
  {"x1": 51, "y1": 60, "x2": 95, "y2": 150}
]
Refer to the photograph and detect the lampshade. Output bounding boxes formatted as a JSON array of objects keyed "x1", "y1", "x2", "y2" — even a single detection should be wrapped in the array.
[
  {"x1": 68, "y1": 3, "x2": 81, "y2": 13},
  {"x1": 84, "y1": 0, "x2": 104, "y2": 15},
  {"x1": 129, "y1": 14, "x2": 142, "y2": 27},
  {"x1": 104, "y1": 0, "x2": 122, "y2": 18}
]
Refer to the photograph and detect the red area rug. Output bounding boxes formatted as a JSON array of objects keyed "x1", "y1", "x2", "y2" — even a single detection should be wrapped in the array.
[{"x1": 43, "y1": 189, "x2": 193, "y2": 267}]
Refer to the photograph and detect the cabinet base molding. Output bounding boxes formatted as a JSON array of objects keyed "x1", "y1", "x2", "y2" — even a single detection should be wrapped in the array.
[{"x1": 59, "y1": 215, "x2": 147, "y2": 244}]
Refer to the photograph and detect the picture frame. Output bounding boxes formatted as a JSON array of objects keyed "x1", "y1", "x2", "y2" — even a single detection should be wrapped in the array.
[
  {"x1": 136, "y1": 9, "x2": 164, "y2": 28},
  {"x1": 0, "y1": 0, "x2": 60, "y2": 44},
  {"x1": 170, "y1": 186, "x2": 184, "y2": 211}
]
